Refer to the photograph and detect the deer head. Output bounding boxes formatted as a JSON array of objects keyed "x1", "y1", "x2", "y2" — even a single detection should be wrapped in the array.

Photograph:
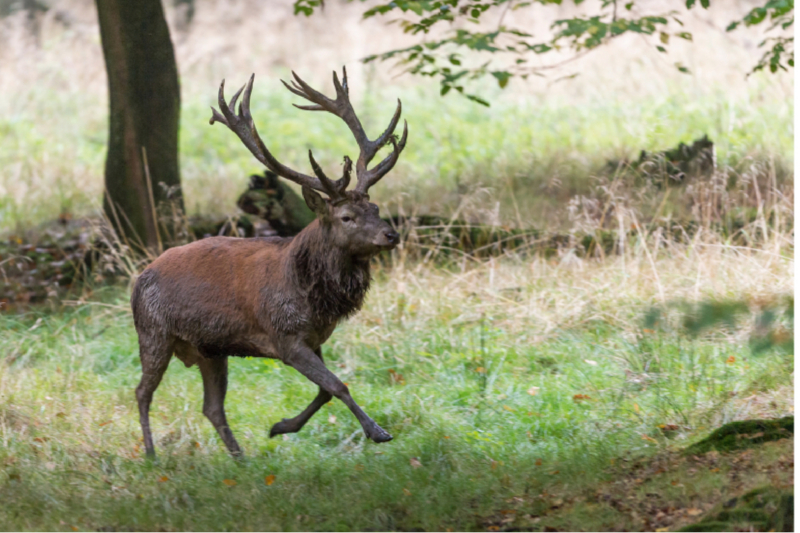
[{"x1": 210, "y1": 68, "x2": 408, "y2": 256}]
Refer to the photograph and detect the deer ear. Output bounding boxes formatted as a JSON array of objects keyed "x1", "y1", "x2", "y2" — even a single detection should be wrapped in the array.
[{"x1": 302, "y1": 186, "x2": 328, "y2": 216}]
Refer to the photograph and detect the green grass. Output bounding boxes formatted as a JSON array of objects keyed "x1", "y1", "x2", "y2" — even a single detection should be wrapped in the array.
[
  {"x1": 0, "y1": 77, "x2": 793, "y2": 234},
  {"x1": 0, "y1": 283, "x2": 791, "y2": 531}
]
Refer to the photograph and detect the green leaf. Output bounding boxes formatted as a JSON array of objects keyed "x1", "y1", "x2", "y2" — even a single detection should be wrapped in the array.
[
  {"x1": 625, "y1": 2, "x2": 633, "y2": 9},
  {"x1": 466, "y1": 94, "x2": 490, "y2": 107},
  {"x1": 685, "y1": 0, "x2": 696, "y2": 7},
  {"x1": 700, "y1": 0, "x2": 709, "y2": 7},
  {"x1": 676, "y1": 32, "x2": 693, "y2": 41},
  {"x1": 675, "y1": 62, "x2": 691, "y2": 74},
  {"x1": 656, "y1": 45, "x2": 667, "y2": 53},
  {"x1": 660, "y1": 31, "x2": 669, "y2": 44},
  {"x1": 491, "y1": 71, "x2": 512, "y2": 88},
  {"x1": 293, "y1": 0, "x2": 324, "y2": 17}
]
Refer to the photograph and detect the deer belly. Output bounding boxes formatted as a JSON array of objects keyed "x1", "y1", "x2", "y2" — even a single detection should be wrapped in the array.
[{"x1": 197, "y1": 339, "x2": 264, "y2": 359}]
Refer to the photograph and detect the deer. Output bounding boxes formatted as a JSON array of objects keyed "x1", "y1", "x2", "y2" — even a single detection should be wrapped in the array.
[{"x1": 130, "y1": 67, "x2": 407, "y2": 458}]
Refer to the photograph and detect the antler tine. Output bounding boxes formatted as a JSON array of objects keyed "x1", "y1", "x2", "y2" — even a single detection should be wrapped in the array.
[
  {"x1": 354, "y1": 120, "x2": 408, "y2": 195},
  {"x1": 239, "y1": 74, "x2": 255, "y2": 122},
  {"x1": 294, "y1": 104, "x2": 326, "y2": 111},
  {"x1": 229, "y1": 83, "x2": 245, "y2": 116},
  {"x1": 340, "y1": 156, "x2": 353, "y2": 191},
  {"x1": 291, "y1": 71, "x2": 336, "y2": 108},
  {"x1": 373, "y1": 99, "x2": 402, "y2": 151},
  {"x1": 210, "y1": 75, "x2": 339, "y2": 197},
  {"x1": 341, "y1": 65, "x2": 349, "y2": 96},
  {"x1": 308, "y1": 150, "x2": 339, "y2": 196}
]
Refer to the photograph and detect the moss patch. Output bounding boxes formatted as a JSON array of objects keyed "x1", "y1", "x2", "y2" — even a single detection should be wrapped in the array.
[
  {"x1": 678, "y1": 485, "x2": 794, "y2": 532},
  {"x1": 686, "y1": 416, "x2": 793, "y2": 455}
]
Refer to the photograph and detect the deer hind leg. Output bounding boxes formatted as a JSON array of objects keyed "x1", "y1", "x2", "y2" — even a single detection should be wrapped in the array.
[
  {"x1": 197, "y1": 356, "x2": 242, "y2": 457},
  {"x1": 286, "y1": 345, "x2": 392, "y2": 443},
  {"x1": 136, "y1": 332, "x2": 173, "y2": 458},
  {"x1": 269, "y1": 348, "x2": 332, "y2": 438}
]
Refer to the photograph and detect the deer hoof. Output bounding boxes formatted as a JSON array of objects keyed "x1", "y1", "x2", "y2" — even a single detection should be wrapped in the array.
[
  {"x1": 367, "y1": 426, "x2": 393, "y2": 443},
  {"x1": 269, "y1": 418, "x2": 296, "y2": 438}
]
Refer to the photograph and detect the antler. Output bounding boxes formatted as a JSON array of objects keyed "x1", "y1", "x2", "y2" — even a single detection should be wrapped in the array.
[
  {"x1": 283, "y1": 67, "x2": 408, "y2": 195},
  {"x1": 209, "y1": 74, "x2": 351, "y2": 200}
]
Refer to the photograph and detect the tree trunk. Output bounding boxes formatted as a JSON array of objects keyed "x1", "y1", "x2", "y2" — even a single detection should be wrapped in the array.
[{"x1": 96, "y1": 0, "x2": 182, "y2": 253}]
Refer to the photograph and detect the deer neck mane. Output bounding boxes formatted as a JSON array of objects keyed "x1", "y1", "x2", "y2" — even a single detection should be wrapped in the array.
[{"x1": 289, "y1": 219, "x2": 372, "y2": 324}]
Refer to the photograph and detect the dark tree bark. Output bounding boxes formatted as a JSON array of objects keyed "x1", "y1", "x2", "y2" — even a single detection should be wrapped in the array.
[{"x1": 96, "y1": 0, "x2": 182, "y2": 253}]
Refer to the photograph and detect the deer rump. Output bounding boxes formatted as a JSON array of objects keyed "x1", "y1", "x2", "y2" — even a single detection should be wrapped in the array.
[{"x1": 130, "y1": 68, "x2": 405, "y2": 458}]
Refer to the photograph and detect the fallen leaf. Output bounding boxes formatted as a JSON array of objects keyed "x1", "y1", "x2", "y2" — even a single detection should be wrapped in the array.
[
  {"x1": 527, "y1": 386, "x2": 540, "y2": 396},
  {"x1": 656, "y1": 528, "x2": 670, "y2": 532},
  {"x1": 535, "y1": 458, "x2": 543, "y2": 466},
  {"x1": 388, "y1": 369, "x2": 406, "y2": 384},
  {"x1": 641, "y1": 434, "x2": 658, "y2": 443},
  {"x1": 584, "y1": 359, "x2": 598, "y2": 366},
  {"x1": 55, "y1": 412, "x2": 66, "y2": 419},
  {"x1": 487, "y1": 527, "x2": 499, "y2": 531},
  {"x1": 158, "y1": 476, "x2": 169, "y2": 482},
  {"x1": 643, "y1": 328, "x2": 654, "y2": 334},
  {"x1": 265, "y1": 474, "x2": 276, "y2": 486},
  {"x1": 194, "y1": 441, "x2": 200, "y2": 448},
  {"x1": 726, "y1": 356, "x2": 736, "y2": 364},
  {"x1": 687, "y1": 508, "x2": 702, "y2": 516},
  {"x1": 71, "y1": 527, "x2": 78, "y2": 532},
  {"x1": 354, "y1": 464, "x2": 364, "y2": 471},
  {"x1": 475, "y1": 367, "x2": 486, "y2": 373},
  {"x1": 709, "y1": 467, "x2": 720, "y2": 473},
  {"x1": 503, "y1": 405, "x2": 515, "y2": 412},
  {"x1": 410, "y1": 457, "x2": 422, "y2": 468},
  {"x1": 443, "y1": 436, "x2": 450, "y2": 439},
  {"x1": 633, "y1": 403, "x2": 640, "y2": 413},
  {"x1": 573, "y1": 394, "x2": 592, "y2": 402},
  {"x1": 550, "y1": 470, "x2": 560, "y2": 475},
  {"x1": 98, "y1": 420, "x2": 113, "y2": 427},
  {"x1": 328, "y1": 414, "x2": 337, "y2": 424},
  {"x1": 222, "y1": 479, "x2": 237, "y2": 486},
  {"x1": 403, "y1": 488, "x2": 412, "y2": 496}
]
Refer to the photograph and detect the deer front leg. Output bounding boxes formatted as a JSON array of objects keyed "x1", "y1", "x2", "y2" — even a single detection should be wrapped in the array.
[
  {"x1": 270, "y1": 348, "x2": 332, "y2": 437},
  {"x1": 284, "y1": 344, "x2": 392, "y2": 443}
]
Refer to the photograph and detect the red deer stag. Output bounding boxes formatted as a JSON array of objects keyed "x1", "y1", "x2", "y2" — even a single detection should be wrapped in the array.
[{"x1": 131, "y1": 68, "x2": 407, "y2": 457}]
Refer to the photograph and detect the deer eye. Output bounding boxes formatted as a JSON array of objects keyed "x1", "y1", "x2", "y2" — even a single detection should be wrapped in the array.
[{"x1": 341, "y1": 216, "x2": 353, "y2": 223}]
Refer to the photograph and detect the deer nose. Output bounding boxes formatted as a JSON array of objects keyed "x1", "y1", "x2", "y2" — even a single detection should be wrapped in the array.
[{"x1": 384, "y1": 229, "x2": 399, "y2": 244}]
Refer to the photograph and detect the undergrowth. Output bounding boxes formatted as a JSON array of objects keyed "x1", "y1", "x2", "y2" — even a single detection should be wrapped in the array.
[{"x1": 0, "y1": 239, "x2": 793, "y2": 530}]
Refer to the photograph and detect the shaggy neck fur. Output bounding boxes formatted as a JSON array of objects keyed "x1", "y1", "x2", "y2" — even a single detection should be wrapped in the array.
[{"x1": 289, "y1": 220, "x2": 372, "y2": 324}]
